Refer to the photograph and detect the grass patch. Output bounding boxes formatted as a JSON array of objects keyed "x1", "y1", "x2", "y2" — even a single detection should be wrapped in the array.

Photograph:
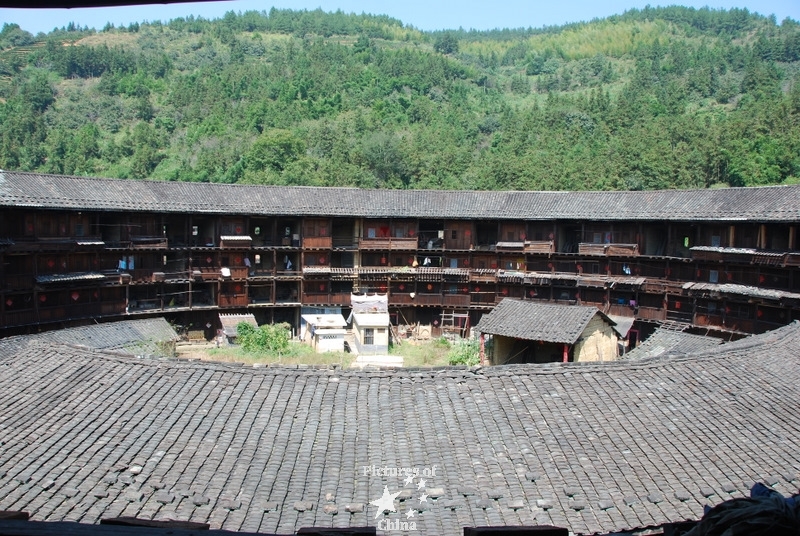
[
  {"x1": 178, "y1": 337, "x2": 480, "y2": 368},
  {"x1": 389, "y1": 337, "x2": 454, "y2": 367},
  {"x1": 182, "y1": 341, "x2": 354, "y2": 367}
]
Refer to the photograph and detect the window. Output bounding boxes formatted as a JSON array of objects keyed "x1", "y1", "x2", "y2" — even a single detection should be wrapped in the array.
[
  {"x1": 451, "y1": 230, "x2": 457, "y2": 240},
  {"x1": 75, "y1": 223, "x2": 84, "y2": 237},
  {"x1": 711, "y1": 235, "x2": 721, "y2": 247},
  {"x1": 192, "y1": 226, "x2": 199, "y2": 236},
  {"x1": 364, "y1": 328, "x2": 374, "y2": 345},
  {"x1": 709, "y1": 270, "x2": 719, "y2": 283}
]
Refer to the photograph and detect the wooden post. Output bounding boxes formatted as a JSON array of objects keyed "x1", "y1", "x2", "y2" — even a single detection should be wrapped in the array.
[{"x1": 563, "y1": 343, "x2": 569, "y2": 363}]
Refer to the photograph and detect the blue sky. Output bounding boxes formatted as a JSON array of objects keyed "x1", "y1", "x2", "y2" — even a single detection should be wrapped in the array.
[{"x1": 2, "y1": 0, "x2": 798, "y2": 36}]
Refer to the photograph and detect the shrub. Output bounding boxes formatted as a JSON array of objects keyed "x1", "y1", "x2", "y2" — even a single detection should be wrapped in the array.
[
  {"x1": 447, "y1": 338, "x2": 480, "y2": 366},
  {"x1": 237, "y1": 322, "x2": 291, "y2": 354}
]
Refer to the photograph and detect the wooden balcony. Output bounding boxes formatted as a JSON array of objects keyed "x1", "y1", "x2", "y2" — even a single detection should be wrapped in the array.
[
  {"x1": 635, "y1": 306, "x2": 666, "y2": 321},
  {"x1": 389, "y1": 293, "x2": 415, "y2": 305},
  {"x1": 302, "y1": 292, "x2": 351, "y2": 306},
  {"x1": 643, "y1": 279, "x2": 685, "y2": 294},
  {"x1": 471, "y1": 292, "x2": 497, "y2": 305},
  {"x1": 303, "y1": 236, "x2": 333, "y2": 249},
  {"x1": 524, "y1": 241, "x2": 555, "y2": 254},
  {"x1": 443, "y1": 294, "x2": 470, "y2": 307},
  {"x1": 219, "y1": 235, "x2": 252, "y2": 249},
  {"x1": 192, "y1": 268, "x2": 220, "y2": 281},
  {"x1": 130, "y1": 236, "x2": 168, "y2": 249},
  {"x1": 219, "y1": 294, "x2": 248, "y2": 307},
  {"x1": 415, "y1": 293, "x2": 442, "y2": 306},
  {"x1": 222, "y1": 267, "x2": 248, "y2": 280},
  {"x1": 578, "y1": 243, "x2": 639, "y2": 256},
  {"x1": 4, "y1": 274, "x2": 34, "y2": 290},
  {"x1": 358, "y1": 237, "x2": 418, "y2": 250},
  {"x1": 3, "y1": 310, "x2": 37, "y2": 326}
]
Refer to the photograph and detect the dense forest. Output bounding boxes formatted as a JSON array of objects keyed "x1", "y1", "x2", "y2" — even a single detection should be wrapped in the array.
[{"x1": 0, "y1": 6, "x2": 799, "y2": 190}]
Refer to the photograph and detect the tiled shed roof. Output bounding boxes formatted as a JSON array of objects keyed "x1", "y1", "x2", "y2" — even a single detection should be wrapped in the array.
[
  {"x1": 475, "y1": 299, "x2": 612, "y2": 344},
  {"x1": 219, "y1": 314, "x2": 258, "y2": 337},
  {"x1": 0, "y1": 317, "x2": 178, "y2": 357},
  {"x1": 0, "y1": 323, "x2": 799, "y2": 535},
  {"x1": 622, "y1": 327, "x2": 725, "y2": 360},
  {"x1": 2, "y1": 171, "x2": 800, "y2": 222}
]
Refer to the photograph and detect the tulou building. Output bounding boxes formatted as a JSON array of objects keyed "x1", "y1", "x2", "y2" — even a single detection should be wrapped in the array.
[{"x1": 2, "y1": 171, "x2": 800, "y2": 349}]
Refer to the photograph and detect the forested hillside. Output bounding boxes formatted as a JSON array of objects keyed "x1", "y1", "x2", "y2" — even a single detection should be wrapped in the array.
[{"x1": 1, "y1": 6, "x2": 799, "y2": 190}]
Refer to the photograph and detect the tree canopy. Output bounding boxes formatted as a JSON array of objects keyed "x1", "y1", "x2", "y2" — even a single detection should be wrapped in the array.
[{"x1": 0, "y1": 6, "x2": 798, "y2": 190}]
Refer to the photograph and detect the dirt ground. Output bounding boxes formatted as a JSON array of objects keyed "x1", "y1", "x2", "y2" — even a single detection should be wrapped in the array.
[{"x1": 174, "y1": 341, "x2": 220, "y2": 360}]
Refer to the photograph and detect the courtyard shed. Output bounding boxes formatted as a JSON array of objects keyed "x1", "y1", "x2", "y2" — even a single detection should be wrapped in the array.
[{"x1": 476, "y1": 298, "x2": 619, "y2": 364}]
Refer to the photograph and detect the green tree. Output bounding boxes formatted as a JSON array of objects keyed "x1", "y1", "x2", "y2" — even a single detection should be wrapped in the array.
[
  {"x1": 433, "y1": 32, "x2": 459, "y2": 55},
  {"x1": 245, "y1": 129, "x2": 306, "y2": 174}
]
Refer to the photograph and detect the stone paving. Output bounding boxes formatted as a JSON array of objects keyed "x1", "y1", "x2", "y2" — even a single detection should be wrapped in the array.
[{"x1": 0, "y1": 323, "x2": 798, "y2": 535}]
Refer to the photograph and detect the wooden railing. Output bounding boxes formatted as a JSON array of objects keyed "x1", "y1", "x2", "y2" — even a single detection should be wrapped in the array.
[
  {"x1": 4, "y1": 274, "x2": 34, "y2": 290},
  {"x1": 415, "y1": 293, "x2": 442, "y2": 306},
  {"x1": 303, "y1": 236, "x2": 333, "y2": 249},
  {"x1": 443, "y1": 294, "x2": 470, "y2": 307},
  {"x1": 219, "y1": 294, "x2": 248, "y2": 307},
  {"x1": 302, "y1": 292, "x2": 351, "y2": 306},
  {"x1": 524, "y1": 241, "x2": 555, "y2": 254},
  {"x1": 578, "y1": 243, "x2": 639, "y2": 256},
  {"x1": 389, "y1": 293, "x2": 415, "y2": 305},
  {"x1": 358, "y1": 237, "x2": 418, "y2": 250},
  {"x1": 130, "y1": 236, "x2": 168, "y2": 249}
]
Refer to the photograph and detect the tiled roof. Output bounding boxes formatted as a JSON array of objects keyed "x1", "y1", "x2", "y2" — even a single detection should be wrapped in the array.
[
  {"x1": 2, "y1": 171, "x2": 800, "y2": 221},
  {"x1": 683, "y1": 281, "x2": 800, "y2": 302},
  {"x1": 0, "y1": 318, "x2": 179, "y2": 357},
  {"x1": 622, "y1": 327, "x2": 725, "y2": 360},
  {"x1": 475, "y1": 299, "x2": 610, "y2": 344},
  {"x1": 219, "y1": 314, "x2": 258, "y2": 337},
  {"x1": 0, "y1": 323, "x2": 799, "y2": 534}
]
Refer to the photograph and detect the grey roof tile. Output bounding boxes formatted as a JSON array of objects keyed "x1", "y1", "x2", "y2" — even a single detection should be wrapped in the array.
[
  {"x1": 3, "y1": 171, "x2": 800, "y2": 222},
  {"x1": 475, "y1": 298, "x2": 611, "y2": 343},
  {"x1": 1, "y1": 322, "x2": 800, "y2": 534},
  {"x1": 623, "y1": 327, "x2": 726, "y2": 360}
]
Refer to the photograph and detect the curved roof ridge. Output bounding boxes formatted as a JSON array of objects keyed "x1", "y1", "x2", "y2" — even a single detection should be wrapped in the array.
[{"x1": 2, "y1": 170, "x2": 800, "y2": 221}]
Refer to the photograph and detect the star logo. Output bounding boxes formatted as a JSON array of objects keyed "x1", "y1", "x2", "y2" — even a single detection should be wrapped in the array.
[
  {"x1": 417, "y1": 479, "x2": 426, "y2": 490},
  {"x1": 419, "y1": 492, "x2": 428, "y2": 504},
  {"x1": 403, "y1": 474, "x2": 414, "y2": 486},
  {"x1": 370, "y1": 486, "x2": 401, "y2": 519},
  {"x1": 406, "y1": 508, "x2": 415, "y2": 519}
]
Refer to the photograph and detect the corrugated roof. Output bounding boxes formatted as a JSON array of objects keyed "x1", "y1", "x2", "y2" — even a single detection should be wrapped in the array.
[
  {"x1": 475, "y1": 298, "x2": 612, "y2": 343},
  {"x1": 1, "y1": 171, "x2": 799, "y2": 221},
  {"x1": 35, "y1": 271, "x2": 107, "y2": 284},
  {"x1": 0, "y1": 323, "x2": 799, "y2": 535}
]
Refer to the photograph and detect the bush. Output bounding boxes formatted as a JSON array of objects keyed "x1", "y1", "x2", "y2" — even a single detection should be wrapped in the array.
[
  {"x1": 237, "y1": 322, "x2": 291, "y2": 354},
  {"x1": 447, "y1": 338, "x2": 480, "y2": 366}
]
